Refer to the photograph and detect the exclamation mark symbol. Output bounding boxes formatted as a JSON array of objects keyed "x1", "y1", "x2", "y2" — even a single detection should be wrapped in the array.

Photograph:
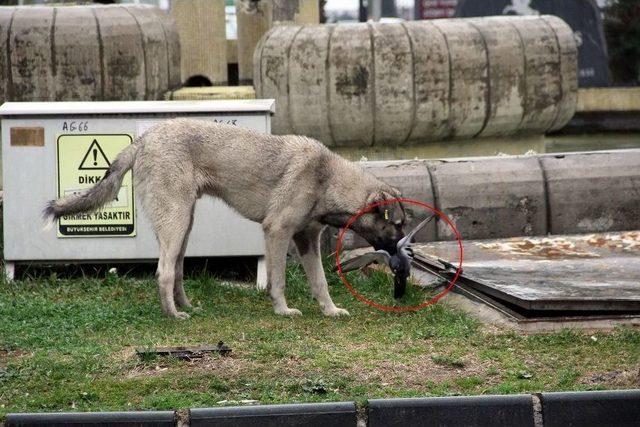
[{"x1": 93, "y1": 148, "x2": 98, "y2": 166}]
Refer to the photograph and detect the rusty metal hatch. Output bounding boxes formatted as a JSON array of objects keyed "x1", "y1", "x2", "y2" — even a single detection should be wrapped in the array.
[{"x1": 412, "y1": 231, "x2": 640, "y2": 318}]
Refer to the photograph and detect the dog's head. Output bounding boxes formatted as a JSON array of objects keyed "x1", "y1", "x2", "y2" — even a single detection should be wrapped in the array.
[{"x1": 351, "y1": 190, "x2": 406, "y2": 255}]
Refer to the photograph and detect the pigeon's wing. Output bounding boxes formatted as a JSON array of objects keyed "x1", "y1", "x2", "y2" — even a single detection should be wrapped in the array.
[
  {"x1": 336, "y1": 250, "x2": 391, "y2": 273},
  {"x1": 397, "y1": 214, "x2": 437, "y2": 250}
]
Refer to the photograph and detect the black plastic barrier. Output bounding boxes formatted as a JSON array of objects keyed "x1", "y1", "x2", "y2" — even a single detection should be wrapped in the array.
[
  {"x1": 368, "y1": 395, "x2": 535, "y2": 427},
  {"x1": 541, "y1": 389, "x2": 640, "y2": 427},
  {"x1": 190, "y1": 402, "x2": 357, "y2": 427},
  {"x1": 5, "y1": 410, "x2": 175, "y2": 427},
  {"x1": 5, "y1": 390, "x2": 640, "y2": 426}
]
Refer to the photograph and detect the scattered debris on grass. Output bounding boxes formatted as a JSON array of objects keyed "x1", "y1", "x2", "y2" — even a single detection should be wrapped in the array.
[
  {"x1": 582, "y1": 367, "x2": 640, "y2": 388},
  {"x1": 431, "y1": 354, "x2": 466, "y2": 368},
  {"x1": 302, "y1": 379, "x2": 328, "y2": 394},
  {"x1": 216, "y1": 399, "x2": 260, "y2": 406},
  {"x1": 136, "y1": 342, "x2": 231, "y2": 361},
  {"x1": 518, "y1": 371, "x2": 533, "y2": 380}
]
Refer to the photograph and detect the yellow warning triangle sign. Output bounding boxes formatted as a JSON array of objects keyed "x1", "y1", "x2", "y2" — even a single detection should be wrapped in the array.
[{"x1": 78, "y1": 139, "x2": 111, "y2": 170}]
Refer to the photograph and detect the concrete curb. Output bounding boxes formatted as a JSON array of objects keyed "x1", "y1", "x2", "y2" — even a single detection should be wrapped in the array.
[
  {"x1": 429, "y1": 156, "x2": 546, "y2": 241},
  {"x1": 164, "y1": 86, "x2": 256, "y2": 101},
  {"x1": 563, "y1": 88, "x2": 640, "y2": 133},
  {"x1": 576, "y1": 88, "x2": 640, "y2": 113},
  {"x1": 540, "y1": 151, "x2": 640, "y2": 235},
  {"x1": 6, "y1": 390, "x2": 640, "y2": 426}
]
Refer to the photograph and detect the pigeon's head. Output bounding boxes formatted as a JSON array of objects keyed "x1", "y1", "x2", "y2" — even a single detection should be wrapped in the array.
[
  {"x1": 336, "y1": 207, "x2": 436, "y2": 300},
  {"x1": 352, "y1": 190, "x2": 406, "y2": 255}
]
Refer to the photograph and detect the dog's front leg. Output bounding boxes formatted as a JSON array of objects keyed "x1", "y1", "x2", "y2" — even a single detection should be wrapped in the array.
[
  {"x1": 264, "y1": 225, "x2": 302, "y2": 316},
  {"x1": 293, "y1": 225, "x2": 350, "y2": 317}
]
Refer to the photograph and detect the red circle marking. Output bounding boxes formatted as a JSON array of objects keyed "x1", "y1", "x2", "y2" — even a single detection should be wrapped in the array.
[{"x1": 335, "y1": 198, "x2": 464, "y2": 312}]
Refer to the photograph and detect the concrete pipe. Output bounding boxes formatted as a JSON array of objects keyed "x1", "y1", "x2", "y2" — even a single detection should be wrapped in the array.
[
  {"x1": 429, "y1": 156, "x2": 547, "y2": 241},
  {"x1": 0, "y1": 4, "x2": 180, "y2": 103},
  {"x1": 333, "y1": 149, "x2": 640, "y2": 250},
  {"x1": 540, "y1": 151, "x2": 640, "y2": 235},
  {"x1": 254, "y1": 16, "x2": 578, "y2": 147}
]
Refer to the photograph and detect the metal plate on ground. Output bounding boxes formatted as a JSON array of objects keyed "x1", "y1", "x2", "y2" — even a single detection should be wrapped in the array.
[{"x1": 412, "y1": 231, "x2": 640, "y2": 312}]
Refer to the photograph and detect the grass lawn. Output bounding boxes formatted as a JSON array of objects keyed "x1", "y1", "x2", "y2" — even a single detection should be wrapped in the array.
[{"x1": 0, "y1": 261, "x2": 639, "y2": 419}]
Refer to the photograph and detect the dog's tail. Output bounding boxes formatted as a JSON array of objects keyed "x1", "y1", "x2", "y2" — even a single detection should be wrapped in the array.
[{"x1": 43, "y1": 142, "x2": 140, "y2": 227}]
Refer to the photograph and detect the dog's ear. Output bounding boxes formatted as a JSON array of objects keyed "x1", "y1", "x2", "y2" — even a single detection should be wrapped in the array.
[{"x1": 366, "y1": 190, "x2": 404, "y2": 225}]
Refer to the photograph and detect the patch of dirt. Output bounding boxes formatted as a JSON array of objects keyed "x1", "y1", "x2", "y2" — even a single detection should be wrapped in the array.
[
  {"x1": 267, "y1": 354, "x2": 312, "y2": 379},
  {"x1": 311, "y1": 339, "x2": 501, "y2": 390},
  {"x1": 321, "y1": 341, "x2": 377, "y2": 353},
  {"x1": 581, "y1": 367, "x2": 640, "y2": 388},
  {"x1": 110, "y1": 346, "x2": 137, "y2": 364},
  {"x1": 125, "y1": 352, "x2": 257, "y2": 380},
  {"x1": 472, "y1": 321, "x2": 509, "y2": 335},
  {"x1": 0, "y1": 349, "x2": 29, "y2": 369},
  {"x1": 346, "y1": 349, "x2": 493, "y2": 389}
]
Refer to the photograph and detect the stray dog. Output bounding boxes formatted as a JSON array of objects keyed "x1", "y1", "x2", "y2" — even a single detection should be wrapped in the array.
[{"x1": 44, "y1": 119, "x2": 406, "y2": 319}]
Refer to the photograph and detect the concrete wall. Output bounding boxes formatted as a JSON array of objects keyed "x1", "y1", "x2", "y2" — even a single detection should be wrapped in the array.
[
  {"x1": 563, "y1": 87, "x2": 640, "y2": 133},
  {"x1": 254, "y1": 16, "x2": 578, "y2": 147},
  {"x1": 236, "y1": 0, "x2": 319, "y2": 85},
  {"x1": 164, "y1": 86, "x2": 255, "y2": 101},
  {"x1": 171, "y1": 0, "x2": 227, "y2": 86},
  {"x1": 335, "y1": 149, "x2": 640, "y2": 249},
  {"x1": 0, "y1": 4, "x2": 180, "y2": 103},
  {"x1": 576, "y1": 88, "x2": 640, "y2": 112}
]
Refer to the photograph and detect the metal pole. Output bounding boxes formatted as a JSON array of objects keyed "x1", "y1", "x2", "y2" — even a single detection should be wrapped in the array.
[
  {"x1": 359, "y1": 0, "x2": 368, "y2": 22},
  {"x1": 371, "y1": 0, "x2": 381, "y2": 21},
  {"x1": 381, "y1": 0, "x2": 397, "y2": 17}
]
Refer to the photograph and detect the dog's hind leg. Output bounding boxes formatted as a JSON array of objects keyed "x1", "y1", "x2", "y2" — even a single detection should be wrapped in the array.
[
  {"x1": 150, "y1": 197, "x2": 196, "y2": 319},
  {"x1": 173, "y1": 204, "x2": 195, "y2": 309},
  {"x1": 293, "y1": 224, "x2": 350, "y2": 317}
]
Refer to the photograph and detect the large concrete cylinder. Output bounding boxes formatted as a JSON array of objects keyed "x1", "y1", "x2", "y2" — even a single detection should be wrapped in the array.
[
  {"x1": 254, "y1": 16, "x2": 578, "y2": 147},
  {"x1": 0, "y1": 4, "x2": 180, "y2": 103}
]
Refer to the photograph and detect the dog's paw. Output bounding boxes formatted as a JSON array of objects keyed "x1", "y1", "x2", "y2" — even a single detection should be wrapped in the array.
[
  {"x1": 173, "y1": 311, "x2": 191, "y2": 320},
  {"x1": 275, "y1": 307, "x2": 302, "y2": 316},
  {"x1": 323, "y1": 307, "x2": 350, "y2": 317}
]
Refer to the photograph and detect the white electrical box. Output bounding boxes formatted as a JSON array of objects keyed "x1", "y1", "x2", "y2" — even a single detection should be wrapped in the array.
[{"x1": 1, "y1": 100, "x2": 274, "y2": 280}]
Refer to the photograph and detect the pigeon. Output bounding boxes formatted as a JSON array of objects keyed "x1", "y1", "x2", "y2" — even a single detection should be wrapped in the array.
[{"x1": 337, "y1": 214, "x2": 436, "y2": 298}]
